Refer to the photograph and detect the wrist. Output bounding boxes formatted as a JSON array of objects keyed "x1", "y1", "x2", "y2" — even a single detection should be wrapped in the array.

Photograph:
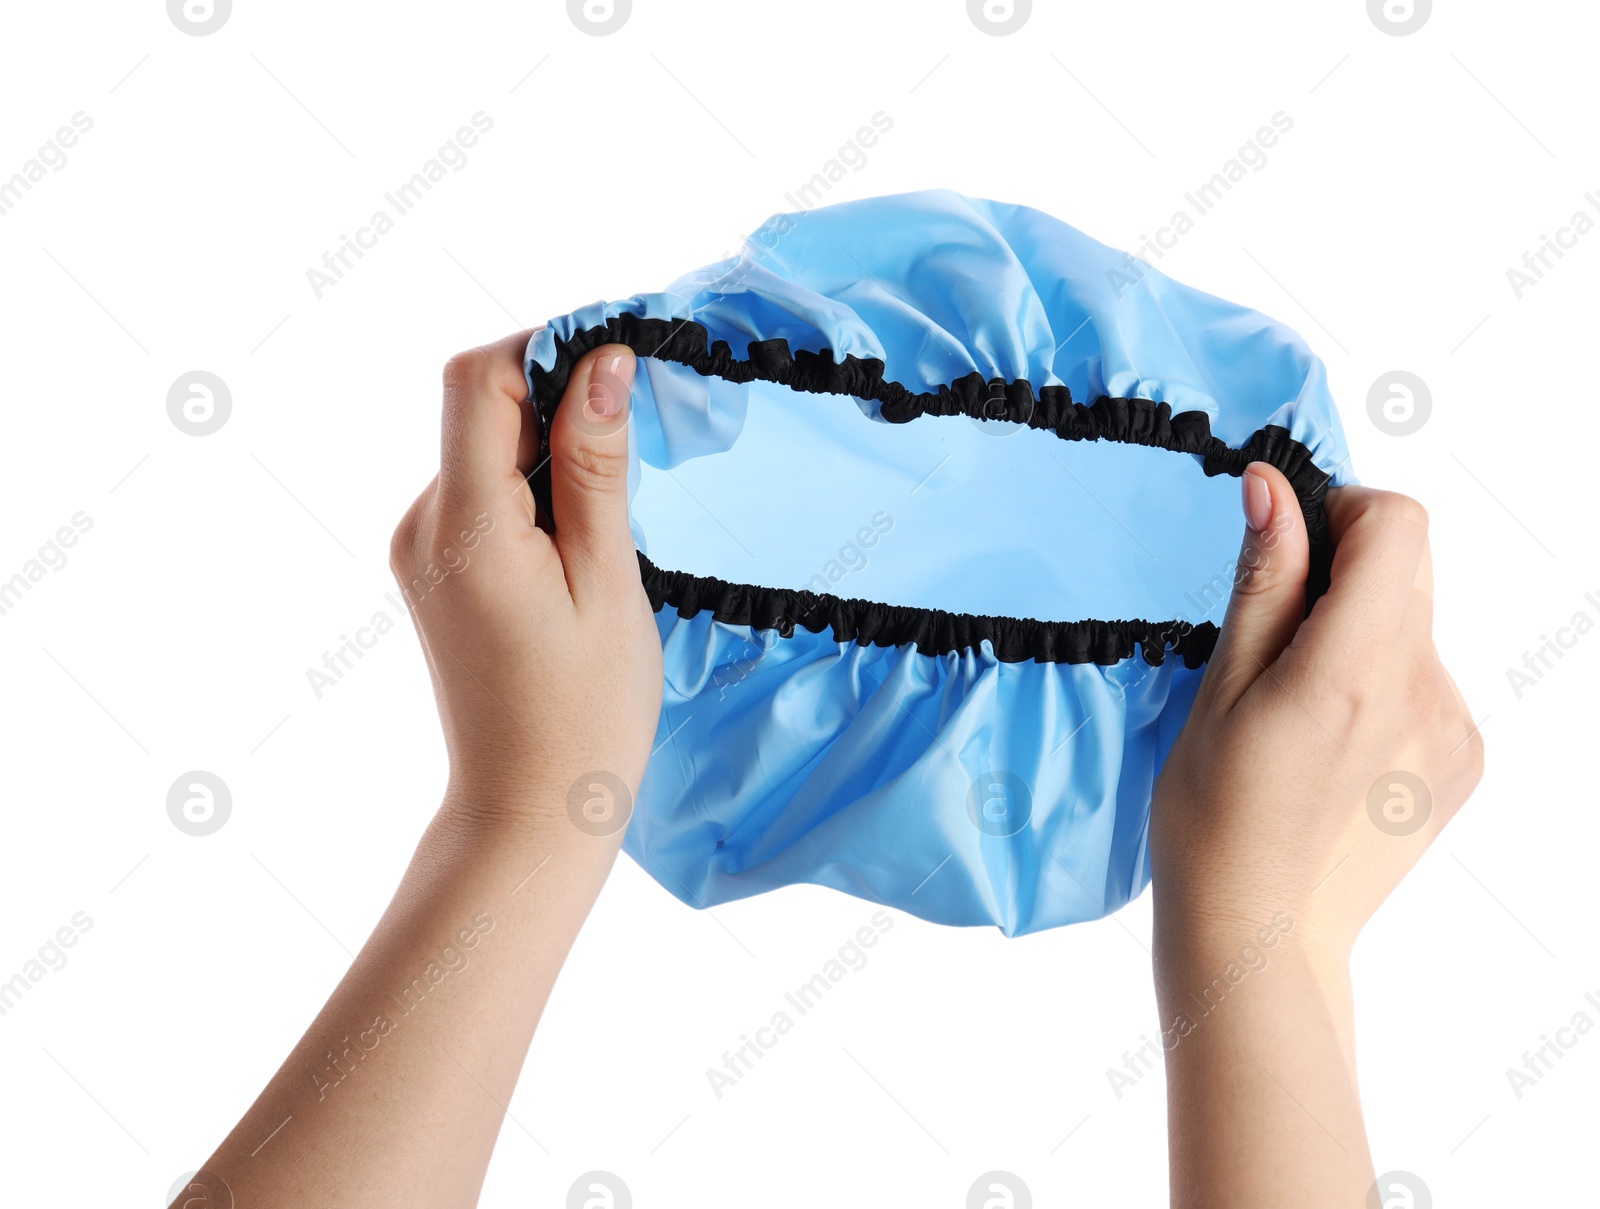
[
  {"x1": 433, "y1": 774, "x2": 632, "y2": 862},
  {"x1": 1151, "y1": 920, "x2": 1355, "y2": 1079},
  {"x1": 1151, "y1": 898, "x2": 1350, "y2": 1004}
]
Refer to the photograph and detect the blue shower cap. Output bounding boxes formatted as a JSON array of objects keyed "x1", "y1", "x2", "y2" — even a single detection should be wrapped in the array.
[{"x1": 525, "y1": 190, "x2": 1354, "y2": 936}]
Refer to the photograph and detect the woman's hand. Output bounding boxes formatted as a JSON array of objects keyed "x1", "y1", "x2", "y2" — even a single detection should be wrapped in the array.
[
  {"x1": 184, "y1": 335, "x2": 662, "y2": 1209},
  {"x1": 1151, "y1": 463, "x2": 1484, "y2": 962},
  {"x1": 1148, "y1": 462, "x2": 1483, "y2": 1209},
  {"x1": 388, "y1": 332, "x2": 662, "y2": 832}
]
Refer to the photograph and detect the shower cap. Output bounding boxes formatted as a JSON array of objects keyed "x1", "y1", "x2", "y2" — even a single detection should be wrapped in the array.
[{"x1": 524, "y1": 189, "x2": 1354, "y2": 936}]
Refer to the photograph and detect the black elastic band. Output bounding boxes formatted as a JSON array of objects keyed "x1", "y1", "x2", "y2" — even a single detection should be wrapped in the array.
[{"x1": 529, "y1": 316, "x2": 1332, "y2": 666}]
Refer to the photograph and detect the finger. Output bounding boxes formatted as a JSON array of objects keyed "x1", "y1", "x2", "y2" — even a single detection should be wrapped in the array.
[
  {"x1": 548, "y1": 344, "x2": 638, "y2": 602},
  {"x1": 1201, "y1": 461, "x2": 1312, "y2": 713},
  {"x1": 1296, "y1": 487, "x2": 1429, "y2": 662},
  {"x1": 438, "y1": 328, "x2": 538, "y2": 509}
]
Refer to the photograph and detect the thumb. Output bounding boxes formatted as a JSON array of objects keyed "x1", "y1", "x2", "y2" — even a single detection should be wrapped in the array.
[
  {"x1": 1201, "y1": 461, "x2": 1311, "y2": 713},
  {"x1": 548, "y1": 344, "x2": 638, "y2": 602}
]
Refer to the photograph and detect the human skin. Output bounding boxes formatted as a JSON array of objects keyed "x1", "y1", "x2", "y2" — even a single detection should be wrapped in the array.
[
  {"x1": 1150, "y1": 464, "x2": 1483, "y2": 1207},
  {"x1": 176, "y1": 333, "x2": 660, "y2": 1207},
  {"x1": 175, "y1": 330, "x2": 1480, "y2": 1207}
]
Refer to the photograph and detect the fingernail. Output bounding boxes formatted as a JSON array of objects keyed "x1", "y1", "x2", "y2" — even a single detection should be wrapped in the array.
[
  {"x1": 1242, "y1": 466, "x2": 1273, "y2": 532},
  {"x1": 587, "y1": 353, "x2": 633, "y2": 418},
  {"x1": 602, "y1": 351, "x2": 634, "y2": 384},
  {"x1": 588, "y1": 381, "x2": 619, "y2": 417}
]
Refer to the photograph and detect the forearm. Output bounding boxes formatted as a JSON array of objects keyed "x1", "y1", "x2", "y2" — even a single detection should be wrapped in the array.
[
  {"x1": 173, "y1": 337, "x2": 656, "y2": 1207},
  {"x1": 1154, "y1": 912, "x2": 1372, "y2": 1209},
  {"x1": 190, "y1": 793, "x2": 618, "y2": 1208},
  {"x1": 1146, "y1": 475, "x2": 1480, "y2": 1204}
]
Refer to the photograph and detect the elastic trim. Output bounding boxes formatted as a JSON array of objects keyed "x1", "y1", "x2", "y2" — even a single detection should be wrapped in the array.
[
  {"x1": 529, "y1": 316, "x2": 1333, "y2": 666},
  {"x1": 640, "y1": 552, "x2": 1219, "y2": 668}
]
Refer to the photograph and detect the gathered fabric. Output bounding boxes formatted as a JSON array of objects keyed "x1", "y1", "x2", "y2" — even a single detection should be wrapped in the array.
[{"x1": 524, "y1": 189, "x2": 1354, "y2": 935}]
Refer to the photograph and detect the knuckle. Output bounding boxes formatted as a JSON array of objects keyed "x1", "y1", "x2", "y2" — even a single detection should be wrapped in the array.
[
  {"x1": 1368, "y1": 490, "x2": 1429, "y2": 534},
  {"x1": 442, "y1": 347, "x2": 490, "y2": 394},
  {"x1": 1230, "y1": 562, "x2": 1273, "y2": 598},
  {"x1": 388, "y1": 498, "x2": 426, "y2": 578},
  {"x1": 1229, "y1": 543, "x2": 1279, "y2": 597},
  {"x1": 564, "y1": 439, "x2": 627, "y2": 492},
  {"x1": 388, "y1": 523, "x2": 415, "y2": 580}
]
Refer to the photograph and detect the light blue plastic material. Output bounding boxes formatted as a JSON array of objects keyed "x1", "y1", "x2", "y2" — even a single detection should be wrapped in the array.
[{"x1": 526, "y1": 190, "x2": 1353, "y2": 936}]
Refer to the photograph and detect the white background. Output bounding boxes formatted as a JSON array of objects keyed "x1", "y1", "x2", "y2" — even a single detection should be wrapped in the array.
[{"x1": 1, "y1": 1, "x2": 1594, "y2": 1205}]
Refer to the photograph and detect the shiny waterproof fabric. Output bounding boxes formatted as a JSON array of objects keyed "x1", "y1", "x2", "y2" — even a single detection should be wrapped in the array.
[{"x1": 524, "y1": 190, "x2": 1354, "y2": 936}]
